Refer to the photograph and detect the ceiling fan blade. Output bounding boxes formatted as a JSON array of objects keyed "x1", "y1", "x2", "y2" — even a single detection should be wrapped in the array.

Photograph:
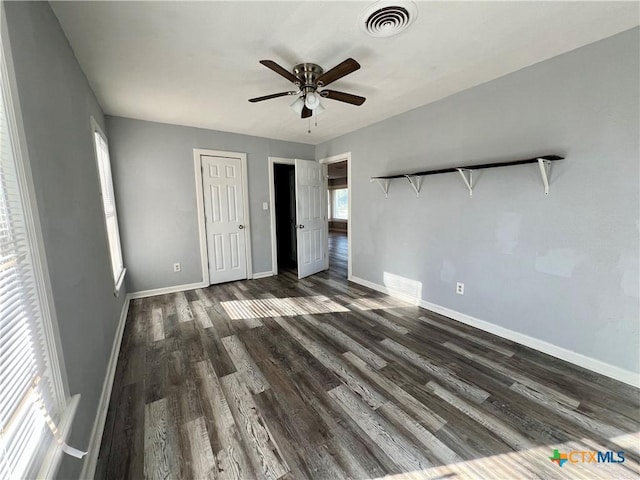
[
  {"x1": 301, "y1": 106, "x2": 313, "y2": 118},
  {"x1": 259, "y1": 60, "x2": 299, "y2": 84},
  {"x1": 321, "y1": 90, "x2": 366, "y2": 106},
  {"x1": 316, "y1": 58, "x2": 360, "y2": 87},
  {"x1": 248, "y1": 91, "x2": 297, "y2": 103}
]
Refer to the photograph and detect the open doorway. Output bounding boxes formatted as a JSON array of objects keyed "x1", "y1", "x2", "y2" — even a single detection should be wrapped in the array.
[
  {"x1": 322, "y1": 153, "x2": 351, "y2": 279},
  {"x1": 273, "y1": 163, "x2": 297, "y2": 272},
  {"x1": 269, "y1": 157, "x2": 328, "y2": 279}
]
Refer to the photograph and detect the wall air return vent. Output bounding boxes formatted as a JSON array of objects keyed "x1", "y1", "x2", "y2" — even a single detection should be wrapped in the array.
[{"x1": 360, "y1": 1, "x2": 417, "y2": 38}]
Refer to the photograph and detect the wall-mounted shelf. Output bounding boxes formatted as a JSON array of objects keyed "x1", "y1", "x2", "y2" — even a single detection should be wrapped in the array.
[{"x1": 371, "y1": 154, "x2": 564, "y2": 198}]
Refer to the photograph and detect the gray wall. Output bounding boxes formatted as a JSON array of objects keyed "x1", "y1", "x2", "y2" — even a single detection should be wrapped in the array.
[
  {"x1": 316, "y1": 28, "x2": 640, "y2": 374},
  {"x1": 3, "y1": 9, "x2": 636, "y2": 480},
  {"x1": 106, "y1": 116, "x2": 314, "y2": 292},
  {"x1": 3, "y1": 2, "x2": 128, "y2": 478}
]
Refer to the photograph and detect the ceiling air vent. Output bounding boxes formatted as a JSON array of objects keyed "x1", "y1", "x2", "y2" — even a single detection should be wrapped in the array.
[{"x1": 360, "y1": 1, "x2": 417, "y2": 38}]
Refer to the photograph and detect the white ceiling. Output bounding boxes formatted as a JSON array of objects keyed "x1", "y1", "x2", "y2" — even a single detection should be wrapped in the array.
[{"x1": 50, "y1": 1, "x2": 639, "y2": 145}]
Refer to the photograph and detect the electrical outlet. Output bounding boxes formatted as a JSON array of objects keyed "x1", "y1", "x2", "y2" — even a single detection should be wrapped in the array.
[
  {"x1": 173, "y1": 263, "x2": 181, "y2": 273},
  {"x1": 456, "y1": 282, "x2": 464, "y2": 295}
]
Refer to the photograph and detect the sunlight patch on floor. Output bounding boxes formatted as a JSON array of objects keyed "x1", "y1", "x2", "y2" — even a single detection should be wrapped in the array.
[
  {"x1": 221, "y1": 295, "x2": 349, "y2": 320},
  {"x1": 371, "y1": 433, "x2": 640, "y2": 479},
  {"x1": 611, "y1": 432, "x2": 640, "y2": 457}
]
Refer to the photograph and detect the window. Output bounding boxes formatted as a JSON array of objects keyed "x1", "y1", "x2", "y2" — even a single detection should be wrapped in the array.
[
  {"x1": 91, "y1": 121, "x2": 125, "y2": 292},
  {"x1": 331, "y1": 188, "x2": 348, "y2": 220},
  {"x1": 0, "y1": 42, "x2": 67, "y2": 478}
]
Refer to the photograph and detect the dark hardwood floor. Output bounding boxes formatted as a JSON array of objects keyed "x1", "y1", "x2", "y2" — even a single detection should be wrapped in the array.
[
  {"x1": 328, "y1": 231, "x2": 347, "y2": 279},
  {"x1": 95, "y1": 233, "x2": 639, "y2": 479}
]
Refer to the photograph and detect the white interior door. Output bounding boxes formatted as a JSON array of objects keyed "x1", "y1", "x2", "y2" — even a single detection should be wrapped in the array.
[
  {"x1": 295, "y1": 159, "x2": 328, "y2": 279},
  {"x1": 202, "y1": 155, "x2": 247, "y2": 284}
]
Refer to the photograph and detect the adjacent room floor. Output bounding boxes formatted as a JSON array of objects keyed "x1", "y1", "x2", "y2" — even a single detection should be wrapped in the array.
[
  {"x1": 95, "y1": 237, "x2": 640, "y2": 479},
  {"x1": 328, "y1": 231, "x2": 347, "y2": 278}
]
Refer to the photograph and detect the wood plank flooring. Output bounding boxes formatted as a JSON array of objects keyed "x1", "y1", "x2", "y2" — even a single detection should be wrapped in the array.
[{"x1": 96, "y1": 233, "x2": 640, "y2": 479}]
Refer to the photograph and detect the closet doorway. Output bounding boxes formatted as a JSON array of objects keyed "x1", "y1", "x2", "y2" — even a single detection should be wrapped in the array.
[{"x1": 273, "y1": 162, "x2": 297, "y2": 272}]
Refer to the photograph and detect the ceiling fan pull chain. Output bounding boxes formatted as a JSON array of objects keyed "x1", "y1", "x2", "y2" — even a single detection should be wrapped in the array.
[{"x1": 308, "y1": 117, "x2": 311, "y2": 134}]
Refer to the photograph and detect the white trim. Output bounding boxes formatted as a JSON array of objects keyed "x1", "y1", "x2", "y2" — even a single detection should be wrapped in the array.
[
  {"x1": 348, "y1": 275, "x2": 640, "y2": 388},
  {"x1": 3, "y1": 26, "x2": 72, "y2": 410},
  {"x1": 252, "y1": 271, "x2": 274, "y2": 280},
  {"x1": 319, "y1": 152, "x2": 352, "y2": 279},
  {"x1": 348, "y1": 275, "x2": 421, "y2": 306},
  {"x1": 128, "y1": 282, "x2": 207, "y2": 300},
  {"x1": 114, "y1": 267, "x2": 126, "y2": 295},
  {"x1": 418, "y1": 300, "x2": 640, "y2": 388},
  {"x1": 79, "y1": 296, "x2": 131, "y2": 480},
  {"x1": 2, "y1": 17, "x2": 77, "y2": 480},
  {"x1": 89, "y1": 116, "x2": 127, "y2": 294},
  {"x1": 37, "y1": 393, "x2": 81, "y2": 480},
  {"x1": 268, "y1": 156, "x2": 296, "y2": 275},
  {"x1": 1, "y1": 7, "x2": 71, "y2": 407},
  {"x1": 193, "y1": 149, "x2": 253, "y2": 286},
  {"x1": 194, "y1": 150, "x2": 209, "y2": 287}
]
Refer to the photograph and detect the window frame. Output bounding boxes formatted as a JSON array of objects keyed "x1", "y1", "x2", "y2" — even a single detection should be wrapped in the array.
[
  {"x1": 330, "y1": 187, "x2": 349, "y2": 221},
  {"x1": 90, "y1": 117, "x2": 126, "y2": 294},
  {"x1": 1, "y1": 10, "x2": 74, "y2": 477}
]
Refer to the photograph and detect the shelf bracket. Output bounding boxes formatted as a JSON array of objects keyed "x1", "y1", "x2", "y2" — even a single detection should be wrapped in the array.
[
  {"x1": 404, "y1": 175, "x2": 422, "y2": 198},
  {"x1": 371, "y1": 178, "x2": 390, "y2": 198},
  {"x1": 538, "y1": 158, "x2": 551, "y2": 195},
  {"x1": 457, "y1": 168, "x2": 473, "y2": 197}
]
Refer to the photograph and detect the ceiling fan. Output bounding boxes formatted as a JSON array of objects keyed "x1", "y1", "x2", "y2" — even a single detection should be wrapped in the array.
[{"x1": 249, "y1": 58, "x2": 366, "y2": 118}]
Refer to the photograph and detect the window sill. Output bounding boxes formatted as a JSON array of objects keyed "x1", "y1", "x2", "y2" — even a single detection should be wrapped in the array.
[{"x1": 36, "y1": 394, "x2": 80, "y2": 479}]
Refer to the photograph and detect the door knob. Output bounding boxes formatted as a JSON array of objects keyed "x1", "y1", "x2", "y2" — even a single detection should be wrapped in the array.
[
  {"x1": 298, "y1": 225, "x2": 305, "y2": 229},
  {"x1": 239, "y1": 225, "x2": 244, "y2": 229}
]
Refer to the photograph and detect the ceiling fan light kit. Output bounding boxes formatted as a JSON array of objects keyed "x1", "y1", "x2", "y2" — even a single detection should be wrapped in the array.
[
  {"x1": 249, "y1": 58, "x2": 366, "y2": 127},
  {"x1": 360, "y1": 0, "x2": 418, "y2": 38},
  {"x1": 304, "y1": 92, "x2": 321, "y2": 110},
  {"x1": 290, "y1": 97, "x2": 305, "y2": 115}
]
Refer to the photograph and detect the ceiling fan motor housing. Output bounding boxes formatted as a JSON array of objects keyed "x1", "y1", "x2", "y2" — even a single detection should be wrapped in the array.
[{"x1": 293, "y1": 63, "x2": 324, "y2": 92}]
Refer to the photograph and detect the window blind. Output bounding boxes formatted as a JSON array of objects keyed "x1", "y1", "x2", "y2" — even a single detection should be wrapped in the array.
[
  {"x1": 93, "y1": 131, "x2": 124, "y2": 287},
  {"x1": 0, "y1": 69, "x2": 57, "y2": 479}
]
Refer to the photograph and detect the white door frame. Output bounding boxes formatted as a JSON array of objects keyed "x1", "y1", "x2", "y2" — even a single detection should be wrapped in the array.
[
  {"x1": 319, "y1": 152, "x2": 352, "y2": 279},
  {"x1": 268, "y1": 156, "x2": 295, "y2": 275},
  {"x1": 194, "y1": 148, "x2": 253, "y2": 285}
]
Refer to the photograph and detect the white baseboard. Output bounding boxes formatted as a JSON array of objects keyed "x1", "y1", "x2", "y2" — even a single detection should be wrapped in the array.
[
  {"x1": 129, "y1": 281, "x2": 208, "y2": 299},
  {"x1": 252, "y1": 271, "x2": 274, "y2": 280},
  {"x1": 79, "y1": 296, "x2": 131, "y2": 480},
  {"x1": 348, "y1": 275, "x2": 422, "y2": 306},
  {"x1": 348, "y1": 275, "x2": 640, "y2": 388}
]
